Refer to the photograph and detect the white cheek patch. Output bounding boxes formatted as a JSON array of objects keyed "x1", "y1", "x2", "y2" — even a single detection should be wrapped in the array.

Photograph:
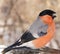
[{"x1": 20, "y1": 41, "x2": 36, "y2": 49}]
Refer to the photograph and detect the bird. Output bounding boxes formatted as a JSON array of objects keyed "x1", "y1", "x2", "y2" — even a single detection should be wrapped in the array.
[{"x1": 2, "y1": 9, "x2": 56, "y2": 54}]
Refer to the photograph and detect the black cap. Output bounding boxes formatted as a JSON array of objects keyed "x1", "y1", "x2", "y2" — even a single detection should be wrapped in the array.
[{"x1": 39, "y1": 9, "x2": 56, "y2": 19}]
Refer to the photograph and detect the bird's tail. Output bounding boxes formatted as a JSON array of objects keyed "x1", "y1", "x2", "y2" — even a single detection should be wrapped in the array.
[{"x1": 2, "y1": 40, "x2": 22, "y2": 54}]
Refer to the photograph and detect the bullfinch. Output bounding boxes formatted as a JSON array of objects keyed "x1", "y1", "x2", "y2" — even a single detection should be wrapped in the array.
[{"x1": 2, "y1": 9, "x2": 56, "y2": 54}]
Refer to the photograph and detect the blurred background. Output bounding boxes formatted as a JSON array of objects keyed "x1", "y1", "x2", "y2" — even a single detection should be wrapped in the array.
[{"x1": 0, "y1": 0, "x2": 60, "y2": 54}]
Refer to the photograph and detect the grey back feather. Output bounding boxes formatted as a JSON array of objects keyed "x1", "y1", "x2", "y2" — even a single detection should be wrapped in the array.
[{"x1": 29, "y1": 17, "x2": 48, "y2": 37}]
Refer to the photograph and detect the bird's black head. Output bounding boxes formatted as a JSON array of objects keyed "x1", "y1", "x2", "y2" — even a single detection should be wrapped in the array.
[{"x1": 39, "y1": 9, "x2": 56, "y2": 19}]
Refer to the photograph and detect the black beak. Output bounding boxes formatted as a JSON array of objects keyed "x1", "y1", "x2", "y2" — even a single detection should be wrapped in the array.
[{"x1": 52, "y1": 12, "x2": 56, "y2": 19}]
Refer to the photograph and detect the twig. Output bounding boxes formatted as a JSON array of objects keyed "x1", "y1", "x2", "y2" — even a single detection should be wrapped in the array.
[{"x1": 2, "y1": 47, "x2": 60, "y2": 54}]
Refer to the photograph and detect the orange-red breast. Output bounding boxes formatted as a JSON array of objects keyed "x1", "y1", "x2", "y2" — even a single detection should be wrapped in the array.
[{"x1": 2, "y1": 9, "x2": 56, "y2": 54}]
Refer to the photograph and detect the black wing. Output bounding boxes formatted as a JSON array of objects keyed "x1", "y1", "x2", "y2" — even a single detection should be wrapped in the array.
[
  {"x1": 21, "y1": 31, "x2": 36, "y2": 42},
  {"x1": 2, "y1": 31, "x2": 36, "y2": 54}
]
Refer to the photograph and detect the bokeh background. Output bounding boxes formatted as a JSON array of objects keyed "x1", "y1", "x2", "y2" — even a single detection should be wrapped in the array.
[{"x1": 0, "y1": 0, "x2": 60, "y2": 54}]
